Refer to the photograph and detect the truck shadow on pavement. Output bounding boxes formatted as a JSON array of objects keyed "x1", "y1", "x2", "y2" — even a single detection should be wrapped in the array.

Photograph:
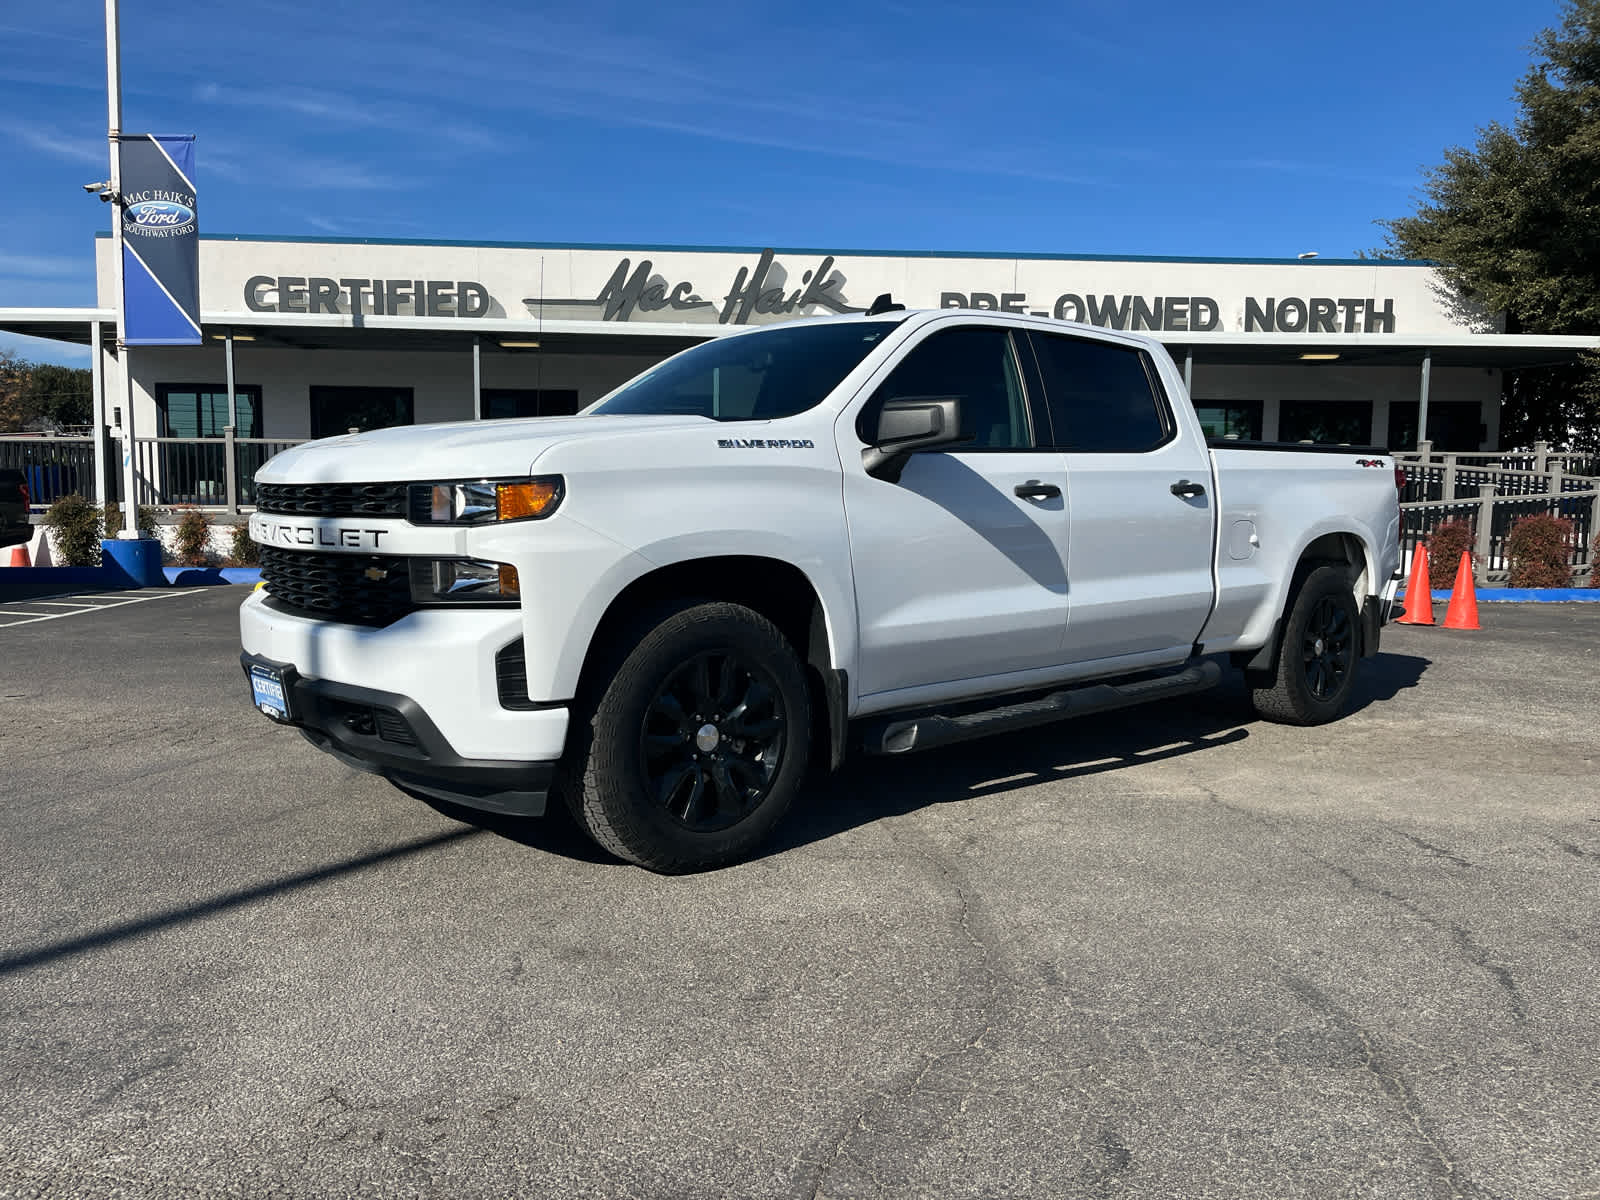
[
  {"x1": 763, "y1": 650, "x2": 1431, "y2": 860},
  {"x1": 437, "y1": 652, "x2": 1430, "y2": 867}
]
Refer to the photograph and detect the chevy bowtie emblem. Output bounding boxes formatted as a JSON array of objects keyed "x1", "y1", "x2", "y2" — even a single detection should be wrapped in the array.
[{"x1": 363, "y1": 566, "x2": 388, "y2": 582}]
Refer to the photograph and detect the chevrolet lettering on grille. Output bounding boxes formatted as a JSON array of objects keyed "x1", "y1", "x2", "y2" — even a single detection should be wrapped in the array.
[{"x1": 252, "y1": 517, "x2": 388, "y2": 550}]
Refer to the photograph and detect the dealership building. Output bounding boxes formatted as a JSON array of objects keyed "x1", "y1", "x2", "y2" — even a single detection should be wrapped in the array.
[{"x1": 4, "y1": 233, "x2": 1600, "y2": 507}]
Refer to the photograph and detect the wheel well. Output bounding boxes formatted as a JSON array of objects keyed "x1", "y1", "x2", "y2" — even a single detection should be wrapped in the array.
[
  {"x1": 1236, "y1": 533, "x2": 1372, "y2": 681},
  {"x1": 579, "y1": 556, "x2": 846, "y2": 770},
  {"x1": 1298, "y1": 532, "x2": 1369, "y2": 596}
]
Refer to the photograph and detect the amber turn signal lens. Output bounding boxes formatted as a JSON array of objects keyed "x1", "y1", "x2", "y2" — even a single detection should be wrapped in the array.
[
  {"x1": 496, "y1": 480, "x2": 561, "y2": 520},
  {"x1": 498, "y1": 564, "x2": 521, "y2": 596}
]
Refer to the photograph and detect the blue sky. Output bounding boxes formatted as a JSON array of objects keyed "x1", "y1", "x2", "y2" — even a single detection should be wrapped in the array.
[{"x1": 0, "y1": 0, "x2": 1568, "y2": 365}]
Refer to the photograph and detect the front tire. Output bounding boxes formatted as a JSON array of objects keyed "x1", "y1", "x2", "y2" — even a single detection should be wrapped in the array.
[
  {"x1": 1250, "y1": 564, "x2": 1361, "y2": 725},
  {"x1": 562, "y1": 602, "x2": 811, "y2": 872}
]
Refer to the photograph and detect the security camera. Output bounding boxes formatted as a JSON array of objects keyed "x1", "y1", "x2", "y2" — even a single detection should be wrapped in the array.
[{"x1": 83, "y1": 180, "x2": 110, "y2": 193}]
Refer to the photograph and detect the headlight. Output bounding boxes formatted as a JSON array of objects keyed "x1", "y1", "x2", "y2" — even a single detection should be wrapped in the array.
[
  {"x1": 409, "y1": 558, "x2": 520, "y2": 605},
  {"x1": 408, "y1": 476, "x2": 563, "y2": 525}
]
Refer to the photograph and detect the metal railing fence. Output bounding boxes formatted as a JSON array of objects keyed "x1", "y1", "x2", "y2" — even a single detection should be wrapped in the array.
[
  {"x1": 1395, "y1": 441, "x2": 1599, "y2": 584},
  {"x1": 1, "y1": 431, "x2": 305, "y2": 513}
]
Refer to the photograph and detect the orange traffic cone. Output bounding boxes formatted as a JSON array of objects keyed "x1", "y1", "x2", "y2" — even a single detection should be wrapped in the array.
[
  {"x1": 5, "y1": 544, "x2": 29, "y2": 567},
  {"x1": 1442, "y1": 551, "x2": 1480, "y2": 630},
  {"x1": 1396, "y1": 544, "x2": 1434, "y2": 625}
]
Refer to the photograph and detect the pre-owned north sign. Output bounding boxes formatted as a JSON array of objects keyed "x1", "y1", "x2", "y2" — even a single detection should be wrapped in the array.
[{"x1": 235, "y1": 248, "x2": 1404, "y2": 334}]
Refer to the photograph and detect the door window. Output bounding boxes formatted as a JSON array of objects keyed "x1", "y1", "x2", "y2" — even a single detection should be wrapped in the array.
[
  {"x1": 156, "y1": 384, "x2": 261, "y2": 438},
  {"x1": 1026, "y1": 333, "x2": 1173, "y2": 452},
  {"x1": 481, "y1": 388, "x2": 580, "y2": 419},
  {"x1": 1280, "y1": 400, "x2": 1371, "y2": 446},
  {"x1": 859, "y1": 326, "x2": 1032, "y2": 449},
  {"x1": 309, "y1": 386, "x2": 414, "y2": 439}
]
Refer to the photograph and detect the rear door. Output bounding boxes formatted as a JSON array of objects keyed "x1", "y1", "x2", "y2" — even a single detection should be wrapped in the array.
[{"x1": 1023, "y1": 330, "x2": 1216, "y2": 664}]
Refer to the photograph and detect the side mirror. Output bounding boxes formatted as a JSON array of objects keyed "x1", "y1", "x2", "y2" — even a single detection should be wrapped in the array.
[{"x1": 861, "y1": 395, "x2": 965, "y2": 482}]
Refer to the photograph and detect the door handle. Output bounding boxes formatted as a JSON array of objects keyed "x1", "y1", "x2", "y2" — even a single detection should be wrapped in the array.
[
  {"x1": 1014, "y1": 480, "x2": 1061, "y2": 501},
  {"x1": 1170, "y1": 479, "x2": 1206, "y2": 499}
]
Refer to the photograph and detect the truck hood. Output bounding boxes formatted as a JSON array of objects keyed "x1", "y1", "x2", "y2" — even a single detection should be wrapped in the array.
[{"x1": 256, "y1": 415, "x2": 713, "y2": 483}]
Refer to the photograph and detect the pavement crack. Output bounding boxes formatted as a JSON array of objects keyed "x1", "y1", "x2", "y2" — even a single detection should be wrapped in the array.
[
  {"x1": 794, "y1": 824, "x2": 1005, "y2": 1199},
  {"x1": 1282, "y1": 975, "x2": 1484, "y2": 1200},
  {"x1": 1321, "y1": 860, "x2": 1527, "y2": 1024},
  {"x1": 1396, "y1": 831, "x2": 1478, "y2": 869}
]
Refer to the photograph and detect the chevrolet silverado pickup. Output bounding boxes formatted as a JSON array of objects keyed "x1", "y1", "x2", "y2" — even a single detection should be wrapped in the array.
[{"x1": 240, "y1": 307, "x2": 1404, "y2": 872}]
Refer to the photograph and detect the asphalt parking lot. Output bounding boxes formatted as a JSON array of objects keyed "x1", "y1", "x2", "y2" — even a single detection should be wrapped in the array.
[{"x1": 1, "y1": 588, "x2": 1597, "y2": 1199}]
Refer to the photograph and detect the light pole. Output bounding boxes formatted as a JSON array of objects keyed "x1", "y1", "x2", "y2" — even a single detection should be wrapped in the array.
[{"x1": 104, "y1": 0, "x2": 140, "y2": 537}]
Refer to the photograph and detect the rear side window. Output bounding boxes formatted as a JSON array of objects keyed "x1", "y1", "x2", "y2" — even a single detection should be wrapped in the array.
[
  {"x1": 1027, "y1": 332, "x2": 1173, "y2": 452},
  {"x1": 858, "y1": 326, "x2": 1032, "y2": 450}
]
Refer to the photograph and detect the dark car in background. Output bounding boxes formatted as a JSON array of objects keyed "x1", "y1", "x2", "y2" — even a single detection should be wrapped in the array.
[{"x1": 0, "y1": 468, "x2": 31, "y2": 548}]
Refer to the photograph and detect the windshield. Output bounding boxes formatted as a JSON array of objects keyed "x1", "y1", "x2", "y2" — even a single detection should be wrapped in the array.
[{"x1": 591, "y1": 320, "x2": 903, "y2": 421}]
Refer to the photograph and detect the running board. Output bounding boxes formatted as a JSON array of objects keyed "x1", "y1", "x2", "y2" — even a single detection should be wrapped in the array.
[{"x1": 862, "y1": 659, "x2": 1223, "y2": 755}]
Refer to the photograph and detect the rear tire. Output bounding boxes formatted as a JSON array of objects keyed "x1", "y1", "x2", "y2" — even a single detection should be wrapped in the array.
[
  {"x1": 561, "y1": 602, "x2": 811, "y2": 873},
  {"x1": 1250, "y1": 564, "x2": 1361, "y2": 725}
]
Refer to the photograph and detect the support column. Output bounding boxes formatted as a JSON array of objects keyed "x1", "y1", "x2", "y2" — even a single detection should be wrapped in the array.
[
  {"x1": 223, "y1": 331, "x2": 238, "y2": 514},
  {"x1": 1183, "y1": 348, "x2": 1193, "y2": 394},
  {"x1": 1416, "y1": 350, "x2": 1432, "y2": 453},
  {"x1": 472, "y1": 337, "x2": 482, "y2": 419},
  {"x1": 90, "y1": 320, "x2": 107, "y2": 505}
]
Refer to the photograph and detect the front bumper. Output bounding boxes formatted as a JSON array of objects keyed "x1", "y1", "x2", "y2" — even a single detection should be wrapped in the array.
[
  {"x1": 242, "y1": 653, "x2": 553, "y2": 815},
  {"x1": 239, "y1": 588, "x2": 570, "y2": 817}
]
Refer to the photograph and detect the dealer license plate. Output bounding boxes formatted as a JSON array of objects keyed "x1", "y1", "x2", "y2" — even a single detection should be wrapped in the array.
[{"x1": 249, "y1": 663, "x2": 292, "y2": 722}]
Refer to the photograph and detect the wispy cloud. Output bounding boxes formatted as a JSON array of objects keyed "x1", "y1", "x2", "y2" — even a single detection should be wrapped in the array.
[{"x1": 0, "y1": 116, "x2": 105, "y2": 167}]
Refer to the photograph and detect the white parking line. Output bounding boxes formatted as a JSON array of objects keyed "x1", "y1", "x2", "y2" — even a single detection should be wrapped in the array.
[{"x1": 0, "y1": 589, "x2": 208, "y2": 628}]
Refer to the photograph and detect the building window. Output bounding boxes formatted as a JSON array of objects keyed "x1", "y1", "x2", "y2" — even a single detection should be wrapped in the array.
[
  {"x1": 1193, "y1": 401, "x2": 1263, "y2": 441},
  {"x1": 309, "y1": 386, "x2": 414, "y2": 439},
  {"x1": 1387, "y1": 401, "x2": 1484, "y2": 452},
  {"x1": 156, "y1": 384, "x2": 262, "y2": 438},
  {"x1": 481, "y1": 388, "x2": 581, "y2": 419},
  {"x1": 1279, "y1": 400, "x2": 1372, "y2": 446}
]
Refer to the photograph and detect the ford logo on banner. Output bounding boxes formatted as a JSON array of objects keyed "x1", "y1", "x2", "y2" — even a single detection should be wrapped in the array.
[{"x1": 126, "y1": 200, "x2": 195, "y2": 231}]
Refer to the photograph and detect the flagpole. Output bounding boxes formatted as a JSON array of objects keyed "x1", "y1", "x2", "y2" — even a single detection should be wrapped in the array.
[{"x1": 106, "y1": 0, "x2": 139, "y2": 537}]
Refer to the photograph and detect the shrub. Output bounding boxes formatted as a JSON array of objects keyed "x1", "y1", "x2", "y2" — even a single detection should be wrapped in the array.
[
  {"x1": 1505, "y1": 513, "x2": 1575, "y2": 588},
  {"x1": 44, "y1": 493, "x2": 103, "y2": 565},
  {"x1": 1426, "y1": 520, "x2": 1476, "y2": 591},
  {"x1": 1593, "y1": 536, "x2": 1600, "y2": 589},
  {"x1": 102, "y1": 501, "x2": 157, "y2": 538},
  {"x1": 172, "y1": 506, "x2": 212, "y2": 567},
  {"x1": 229, "y1": 522, "x2": 259, "y2": 567}
]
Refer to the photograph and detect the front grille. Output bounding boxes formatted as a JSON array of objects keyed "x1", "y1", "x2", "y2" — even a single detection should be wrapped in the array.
[
  {"x1": 256, "y1": 481, "x2": 409, "y2": 518},
  {"x1": 260, "y1": 545, "x2": 415, "y2": 626}
]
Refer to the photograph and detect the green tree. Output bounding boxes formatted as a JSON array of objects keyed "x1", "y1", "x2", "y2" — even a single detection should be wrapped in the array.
[
  {"x1": 1381, "y1": 0, "x2": 1600, "y2": 449},
  {"x1": 20, "y1": 364, "x2": 93, "y2": 427},
  {"x1": 0, "y1": 348, "x2": 27, "y2": 432}
]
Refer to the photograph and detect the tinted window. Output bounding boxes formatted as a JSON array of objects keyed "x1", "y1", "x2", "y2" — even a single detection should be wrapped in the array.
[
  {"x1": 482, "y1": 388, "x2": 580, "y2": 419},
  {"x1": 861, "y1": 326, "x2": 1031, "y2": 449},
  {"x1": 310, "y1": 386, "x2": 414, "y2": 439},
  {"x1": 1029, "y1": 333, "x2": 1171, "y2": 452},
  {"x1": 592, "y1": 320, "x2": 901, "y2": 421},
  {"x1": 1280, "y1": 400, "x2": 1369, "y2": 446}
]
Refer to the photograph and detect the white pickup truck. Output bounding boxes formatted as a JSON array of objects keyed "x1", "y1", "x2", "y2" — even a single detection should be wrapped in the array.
[{"x1": 240, "y1": 305, "x2": 1404, "y2": 871}]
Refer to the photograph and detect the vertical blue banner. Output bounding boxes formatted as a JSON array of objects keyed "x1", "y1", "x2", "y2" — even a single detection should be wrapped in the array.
[{"x1": 119, "y1": 134, "x2": 200, "y2": 345}]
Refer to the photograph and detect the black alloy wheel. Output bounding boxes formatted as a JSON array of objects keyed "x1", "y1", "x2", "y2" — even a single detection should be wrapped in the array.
[
  {"x1": 1249, "y1": 562, "x2": 1362, "y2": 726},
  {"x1": 1301, "y1": 593, "x2": 1355, "y2": 701},
  {"x1": 561, "y1": 601, "x2": 812, "y2": 872},
  {"x1": 640, "y1": 650, "x2": 787, "y2": 832}
]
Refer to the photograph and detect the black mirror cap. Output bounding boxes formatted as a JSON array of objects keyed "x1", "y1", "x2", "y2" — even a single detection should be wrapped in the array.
[{"x1": 862, "y1": 395, "x2": 964, "y2": 482}]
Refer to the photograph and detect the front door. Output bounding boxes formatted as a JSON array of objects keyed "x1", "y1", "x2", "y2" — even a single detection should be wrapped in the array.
[{"x1": 842, "y1": 323, "x2": 1071, "y2": 699}]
